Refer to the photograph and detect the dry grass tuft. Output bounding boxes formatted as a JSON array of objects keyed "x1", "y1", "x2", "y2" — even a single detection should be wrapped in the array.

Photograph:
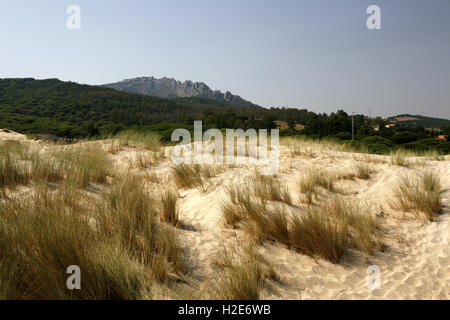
[
  {"x1": 290, "y1": 197, "x2": 384, "y2": 261},
  {"x1": 0, "y1": 154, "x2": 29, "y2": 190},
  {"x1": 171, "y1": 164, "x2": 217, "y2": 192},
  {"x1": 392, "y1": 170, "x2": 442, "y2": 221},
  {"x1": 250, "y1": 172, "x2": 292, "y2": 205},
  {"x1": 30, "y1": 151, "x2": 65, "y2": 183},
  {"x1": 353, "y1": 162, "x2": 375, "y2": 179},
  {"x1": 289, "y1": 208, "x2": 348, "y2": 263},
  {"x1": 0, "y1": 139, "x2": 29, "y2": 157},
  {"x1": 390, "y1": 149, "x2": 411, "y2": 167},
  {"x1": 298, "y1": 167, "x2": 335, "y2": 204},
  {"x1": 222, "y1": 183, "x2": 384, "y2": 263},
  {"x1": 54, "y1": 145, "x2": 113, "y2": 188},
  {"x1": 221, "y1": 200, "x2": 244, "y2": 228},
  {"x1": 128, "y1": 151, "x2": 163, "y2": 170},
  {"x1": 0, "y1": 165, "x2": 187, "y2": 299},
  {"x1": 114, "y1": 130, "x2": 161, "y2": 152},
  {"x1": 160, "y1": 188, "x2": 180, "y2": 226},
  {"x1": 106, "y1": 139, "x2": 123, "y2": 154},
  {"x1": 422, "y1": 150, "x2": 445, "y2": 161},
  {"x1": 324, "y1": 198, "x2": 385, "y2": 254},
  {"x1": 242, "y1": 205, "x2": 290, "y2": 245},
  {"x1": 172, "y1": 164, "x2": 204, "y2": 190},
  {"x1": 0, "y1": 184, "x2": 152, "y2": 299},
  {"x1": 214, "y1": 246, "x2": 263, "y2": 300},
  {"x1": 95, "y1": 173, "x2": 185, "y2": 283},
  {"x1": 281, "y1": 136, "x2": 359, "y2": 156},
  {"x1": 0, "y1": 140, "x2": 30, "y2": 190},
  {"x1": 221, "y1": 185, "x2": 266, "y2": 228}
]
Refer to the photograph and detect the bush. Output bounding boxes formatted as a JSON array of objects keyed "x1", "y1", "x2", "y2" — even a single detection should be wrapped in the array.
[
  {"x1": 402, "y1": 139, "x2": 450, "y2": 154},
  {"x1": 391, "y1": 132, "x2": 419, "y2": 145},
  {"x1": 335, "y1": 132, "x2": 352, "y2": 141},
  {"x1": 279, "y1": 129, "x2": 298, "y2": 137},
  {"x1": 360, "y1": 136, "x2": 394, "y2": 154}
]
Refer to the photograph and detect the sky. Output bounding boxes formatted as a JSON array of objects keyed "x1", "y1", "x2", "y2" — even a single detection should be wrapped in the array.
[{"x1": 0, "y1": 0, "x2": 449, "y2": 119}]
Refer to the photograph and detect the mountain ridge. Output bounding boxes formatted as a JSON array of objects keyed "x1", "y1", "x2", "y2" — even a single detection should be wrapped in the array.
[
  {"x1": 103, "y1": 76, "x2": 260, "y2": 108},
  {"x1": 387, "y1": 114, "x2": 450, "y2": 129}
]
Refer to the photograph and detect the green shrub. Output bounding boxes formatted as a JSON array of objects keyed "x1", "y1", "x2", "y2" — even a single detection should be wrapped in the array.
[
  {"x1": 360, "y1": 136, "x2": 394, "y2": 154},
  {"x1": 391, "y1": 132, "x2": 420, "y2": 145},
  {"x1": 402, "y1": 139, "x2": 450, "y2": 154},
  {"x1": 335, "y1": 132, "x2": 352, "y2": 141}
]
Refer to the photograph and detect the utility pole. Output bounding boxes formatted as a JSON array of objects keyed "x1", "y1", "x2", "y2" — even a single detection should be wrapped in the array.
[{"x1": 352, "y1": 112, "x2": 355, "y2": 141}]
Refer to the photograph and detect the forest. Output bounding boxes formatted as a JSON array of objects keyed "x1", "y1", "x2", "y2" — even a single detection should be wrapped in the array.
[{"x1": 0, "y1": 78, "x2": 449, "y2": 154}]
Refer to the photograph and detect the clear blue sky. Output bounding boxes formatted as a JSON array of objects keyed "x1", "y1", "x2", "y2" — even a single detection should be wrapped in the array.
[{"x1": 1, "y1": 0, "x2": 449, "y2": 118}]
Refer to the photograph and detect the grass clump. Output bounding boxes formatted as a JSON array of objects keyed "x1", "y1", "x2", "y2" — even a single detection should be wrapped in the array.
[
  {"x1": 243, "y1": 205, "x2": 290, "y2": 245},
  {"x1": 353, "y1": 162, "x2": 375, "y2": 179},
  {"x1": 171, "y1": 164, "x2": 216, "y2": 192},
  {"x1": 392, "y1": 170, "x2": 442, "y2": 221},
  {"x1": 0, "y1": 140, "x2": 31, "y2": 190},
  {"x1": 221, "y1": 186, "x2": 291, "y2": 245},
  {"x1": 390, "y1": 149, "x2": 411, "y2": 166},
  {"x1": 422, "y1": 149, "x2": 444, "y2": 161},
  {"x1": 160, "y1": 188, "x2": 180, "y2": 226},
  {"x1": 172, "y1": 164, "x2": 204, "y2": 190},
  {"x1": 0, "y1": 139, "x2": 29, "y2": 157},
  {"x1": 0, "y1": 170, "x2": 187, "y2": 299},
  {"x1": 214, "y1": 247, "x2": 263, "y2": 300},
  {"x1": 0, "y1": 154, "x2": 29, "y2": 190},
  {"x1": 114, "y1": 130, "x2": 161, "y2": 152},
  {"x1": 298, "y1": 167, "x2": 335, "y2": 204},
  {"x1": 30, "y1": 151, "x2": 65, "y2": 183},
  {"x1": 97, "y1": 173, "x2": 184, "y2": 281},
  {"x1": 289, "y1": 208, "x2": 349, "y2": 263},
  {"x1": 54, "y1": 145, "x2": 113, "y2": 188},
  {"x1": 221, "y1": 185, "x2": 266, "y2": 228},
  {"x1": 250, "y1": 172, "x2": 292, "y2": 205},
  {"x1": 290, "y1": 198, "x2": 384, "y2": 261},
  {"x1": 221, "y1": 200, "x2": 244, "y2": 228},
  {"x1": 126, "y1": 150, "x2": 164, "y2": 170},
  {"x1": 0, "y1": 184, "x2": 151, "y2": 299},
  {"x1": 222, "y1": 183, "x2": 384, "y2": 263},
  {"x1": 323, "y1": 198, "x2": 385, "y2": 255}
]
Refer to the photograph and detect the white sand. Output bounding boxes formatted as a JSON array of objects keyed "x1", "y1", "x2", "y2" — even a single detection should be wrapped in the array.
[{"x1": 0, "y1": 129, "x2": 27, "y2": 141}]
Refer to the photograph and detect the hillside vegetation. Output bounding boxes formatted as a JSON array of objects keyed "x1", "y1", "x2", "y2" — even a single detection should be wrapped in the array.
[
  {"x1": 0, "y1": 78, "x2": 449, "y2": 154},
  {"x1": 387, "y1": 114, "x2": 450, "y2": 129}
]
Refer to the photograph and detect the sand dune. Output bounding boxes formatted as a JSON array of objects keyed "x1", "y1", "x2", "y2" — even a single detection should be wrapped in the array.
[
  {"x1": 1, "y1": 130, "x2": 448, "y2": 300},
  {"x1": 156, "y1": 142, "x2": 449, "y2": 299}
]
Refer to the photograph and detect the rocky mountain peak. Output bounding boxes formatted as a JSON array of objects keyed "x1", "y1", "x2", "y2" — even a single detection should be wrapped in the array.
[{"x1": 103, "y1": 76, "x2": 259, "y2": 108}]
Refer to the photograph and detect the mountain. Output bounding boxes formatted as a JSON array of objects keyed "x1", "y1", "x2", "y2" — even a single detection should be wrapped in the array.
[
  {"x1": 0, "y1": 78, "x2": 272, "y2": 139},
  {"x1": 387, "y1": 114, "x2": 450, "y2": 129},
  {"x1": 0, "y1": 78, "x2": 195, "y2": 137},
  {"x1": 103, "y1": 77, "x2": 260, "y2": 108}
]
